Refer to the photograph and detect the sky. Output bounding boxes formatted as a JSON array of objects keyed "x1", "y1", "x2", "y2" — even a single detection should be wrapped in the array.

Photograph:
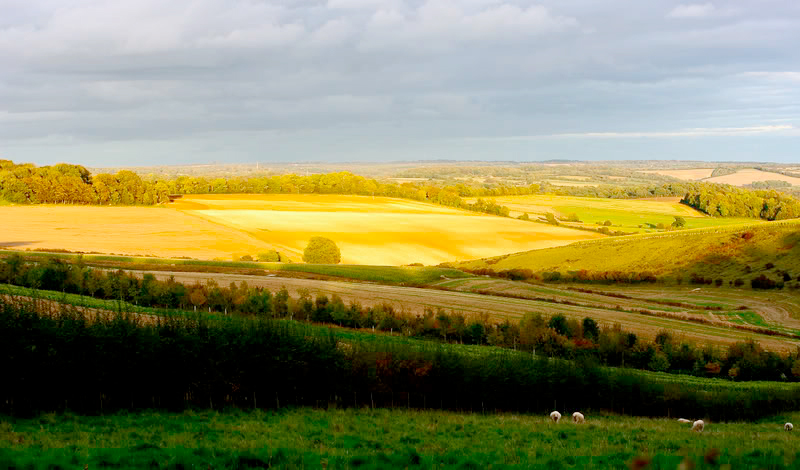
[{"x1": 1, "y1": 0, "x2": 799, "y2": 166}]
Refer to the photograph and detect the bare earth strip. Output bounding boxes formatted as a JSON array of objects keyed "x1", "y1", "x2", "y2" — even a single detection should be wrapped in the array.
[{"x1": 134, "y1": 270, "x2": 800, "y2": 353}]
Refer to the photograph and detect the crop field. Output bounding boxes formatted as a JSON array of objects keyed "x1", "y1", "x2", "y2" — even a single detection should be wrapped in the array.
[
  {"x1": 124, "y1": 269, "x2": 800, "y2": 352},
  {"x1": 0, "y1": 205, "x2": 271, "y2": 260},
  {"x1": 170, "y1": 194, "x2": 603, "y2": 265},
  {"x1": 458, "y1": 219, "x2": 800, "y2": 285},
  {"x1": 640, "y1": 168, "x2": 716, "y2": 180},
  {"x1": 705, "y1": 168, "x2": 800, "y2": 186},
  {"x1": 3, "y1": 408, "x2": 800, "y2": 469},
  {"x1": 467, "y1": 194, "x2": 757, "y2": 232}
]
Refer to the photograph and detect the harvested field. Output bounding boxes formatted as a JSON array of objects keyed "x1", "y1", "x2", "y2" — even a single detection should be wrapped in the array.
[
  {"x1": 130, "y1": 269, "x2": 800, "y2": 352},
  {"x1": 0, "y1": 205, "x2": 272, "y2": 260},
  {"x1": 704, "y1": 168, "x2": 800, "y2": 186},
  {"x1": 171, "y1": 194, "x2": 603, "y2": 265},
  {"x1": 640, "y1": 168, "x2": 715, "y2": 180}
]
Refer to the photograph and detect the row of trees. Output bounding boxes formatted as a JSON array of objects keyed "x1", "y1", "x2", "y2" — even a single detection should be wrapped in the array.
[
  {"x1": 0, "y1": 160, "x2": 170, "y2": 205},
  {"x1": 1, "y1": 255, "x2": 797, "y2": 382},
  {"x1": 3, "y1": 159, "x2": 799, "y2": 221},
  {"x1": 681, "y1": 186, "x2": 800, "y2": 220}
]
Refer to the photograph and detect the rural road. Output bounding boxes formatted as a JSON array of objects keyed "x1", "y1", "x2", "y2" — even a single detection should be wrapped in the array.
[{"x1": 130, "y1": 270, "x2": 800, "y2": 353}]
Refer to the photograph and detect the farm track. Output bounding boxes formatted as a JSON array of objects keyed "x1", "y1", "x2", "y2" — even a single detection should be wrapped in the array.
[{"x1": 130, "y1": 270, "x2": 800, "y2": 352}]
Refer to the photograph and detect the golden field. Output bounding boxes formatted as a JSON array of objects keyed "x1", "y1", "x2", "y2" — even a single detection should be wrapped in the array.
[
  {"x1": 172, "y1": 194, "x2": 604, "y2": 265},
  {"x1": 0, "y1": 205, "x2": 270, "y2": 259},
  {"x1": 704, "y1": 168, "x2": 800, "y2": 186},
  {"x1": 0, "y1": 195, "x2": 603, "y2": 265}
]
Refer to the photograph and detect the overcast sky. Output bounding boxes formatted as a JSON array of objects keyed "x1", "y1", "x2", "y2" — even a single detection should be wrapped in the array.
[{"x1": 1, "y1": 0, "x2": 799, "y2": 166}]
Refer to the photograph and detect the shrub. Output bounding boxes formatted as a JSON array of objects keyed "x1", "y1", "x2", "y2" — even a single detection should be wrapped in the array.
[
  {"x1": 518, "y1": 213, "x2": 530, "y2": 221},
  {"x1": 302, "y1": 237, "x2": 341, "y2": 264},
  {"x1": 239, "y1": 255, "x2": 254, "y2": 262},
  {"x1": 257, "y1": 251, "x2": 281, "y2": 262},
  {"x1": 603, "y1": 220, "x2": 613, "y2": 226}
]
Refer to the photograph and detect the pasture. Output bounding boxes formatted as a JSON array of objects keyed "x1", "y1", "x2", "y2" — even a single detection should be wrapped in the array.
[
  {"x1": 467, "y1": 194, "x2": 757, "y2": 232},
  {"x1": 170, "y1": 194, "x2": 603, "y2": 265},
  {"x1": 458, "y1": 220, "x2": 800, "y2": 286},
  {"x1": 2, "y1": 408, "x2": 799, "y2": 469},
  {"x1": 640, "y1": 168, "x2": 716, "y2": 180}
]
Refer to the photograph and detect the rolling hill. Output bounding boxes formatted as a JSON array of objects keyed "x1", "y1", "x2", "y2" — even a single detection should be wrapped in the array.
[{"x1": 456, "y1": 219, "x2": 800, "y2": 286}]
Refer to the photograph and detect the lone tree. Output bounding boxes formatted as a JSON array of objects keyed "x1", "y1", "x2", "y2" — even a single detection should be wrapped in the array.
[
  {"x1": 303, "y1": 237, "x2": 341, "y2": 264},
  {"x1": 672, "y1": 216, "x2": 686, "y2": 228}
]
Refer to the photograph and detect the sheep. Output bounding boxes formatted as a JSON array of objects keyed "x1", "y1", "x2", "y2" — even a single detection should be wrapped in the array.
[
  {"x1": 572, "y1": 412, "x2": 585, "y2": 424},
  {"x1": 677, "y1": 418, "x2": 692, "y2": 424},
  {"x1": 691, "y1": 420, "x2": 705, "y2": 432},
  {"x1": 786, "y1": 423, "x2": 793, "y2": 432},
  {"x1": 549, "y1": 411, "x2": 561, "y2": 423}
]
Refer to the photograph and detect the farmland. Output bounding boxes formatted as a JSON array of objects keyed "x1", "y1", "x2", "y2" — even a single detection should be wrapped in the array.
[
  {"x1": 458, "y1": 219, "x2": 800, "y2": 286},
  {"x1": 641, "y1": 168, "x2": 716, "y2": 180},
  {"x1": 705, "y1": 168, "x2": 800, "y2": 186},
  {"x1": 3, "y1": 408, "x2": 800, "y2": 469},
  {"x1": 0, "y1": 195, "x2": 603, "y2": 266},
  {"x1": 170, "y1": 194, "x2": 603, "y2": 265},
  {"x1": 466, "y1": 194, "x2": 757, "y2": 233}
]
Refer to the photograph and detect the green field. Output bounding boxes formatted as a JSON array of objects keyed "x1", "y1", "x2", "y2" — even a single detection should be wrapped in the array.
[
  {"x1": 471, "y1": 194, "x2": 758, "y2": 233},
  {"x1": 2, "y1": 408, "x2": 799, "y2": 469},
  {"x1": 457, "y1": 219, "x2": 800, "y2": 286},
  {"x1": 0, "y1": 250, "x2": 469, "y2": 285}
]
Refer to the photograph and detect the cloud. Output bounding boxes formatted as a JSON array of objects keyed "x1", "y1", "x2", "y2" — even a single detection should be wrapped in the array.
[
  {"x1": 464, "y1": 126, "x2": 797, "y2": 140},
  {"x1": 667, "y1": 3, "x2": 715, "y2": 19}
]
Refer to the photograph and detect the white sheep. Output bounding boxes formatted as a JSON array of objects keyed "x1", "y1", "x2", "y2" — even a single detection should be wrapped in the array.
[
  {"x1": 677, "y1": 418, "x2": 692, "y2": 424},
  {"x1": 691, "y1": 420, "x2": 705, "y2": 432},
  {"x1": 786, "y1": 422, "x2": 793, "y2": 431},
  {"x1": 549, "y1": 411, "x2": 561, "y2": 423},
  {"x1": 572, "y1": 412, "x2": 585, "y2": 424}
]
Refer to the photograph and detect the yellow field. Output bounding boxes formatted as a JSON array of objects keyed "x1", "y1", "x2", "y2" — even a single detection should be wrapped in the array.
[
  {"x1": 704, "y1": 168, "x2": 800, "y2": 186},
  {"x1": 171, "y1": 194, "x2": 604, "y2": 265},
  {"x1": 640, "y1": 168, "x2": 714, "y2": 180},
  {"x1": 0, "y1": 205, "x2": 270, "y2": 259}
]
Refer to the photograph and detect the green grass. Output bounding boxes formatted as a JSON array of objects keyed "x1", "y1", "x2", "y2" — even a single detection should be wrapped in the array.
[
  {"x1": 476, "y1": 194, "x2": 759, "y2": 233},
  {"x1": 458, "y1": 219, "x2": 800, "y2": 285},
  {"x1": 0, "y1": 284, "x2": 171, "y2": 316},
  {"x1": 0, "y1": 250, "x2": 469, "y2": 285},
  {"x1": 2, "y1": 408, "x2": 800, "y2": 469}
]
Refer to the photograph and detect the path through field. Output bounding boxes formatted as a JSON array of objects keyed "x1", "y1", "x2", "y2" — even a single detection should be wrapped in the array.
[{"x1": 134, "y1": 270, "x2": 800, "y2": 352}]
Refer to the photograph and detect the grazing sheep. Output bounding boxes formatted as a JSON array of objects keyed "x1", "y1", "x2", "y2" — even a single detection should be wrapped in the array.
[
  {"x1": 572, "y1": 412, "x2": 585, "y2": 424},
  {"x1": 677, "y1": 418, "x2": 692, "y2": 424},
  {"x1": 549, "y1": 411, "x2": 561, "y2": 423},
  {"x1": 691, "y1": 420, "x2": 705, "y2": 432},
  {"x1": 786, "y1": 423, "x2": 793, "y2": 431}
]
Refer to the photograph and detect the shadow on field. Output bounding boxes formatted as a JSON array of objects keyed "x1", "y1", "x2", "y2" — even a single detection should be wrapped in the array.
[{"x1": 0, "y1": 241, "x2": 38, "y2": 248}]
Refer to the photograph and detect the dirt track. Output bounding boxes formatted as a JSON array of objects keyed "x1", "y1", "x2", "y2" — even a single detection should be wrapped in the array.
[{"x1": 133, "y1": 270, "x2": 800, "y2": 353}]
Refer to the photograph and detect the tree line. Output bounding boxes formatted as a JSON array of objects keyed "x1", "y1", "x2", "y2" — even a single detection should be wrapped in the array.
[
  {"x1": 2, "y1": 294, "x2": 799, "y2": 421},
  {"x1": 3, "y1": 159, "x2": 799, "y2": 221},
  {"x1": 1, "y1": 255, "x2": 797, "y2": 383}
]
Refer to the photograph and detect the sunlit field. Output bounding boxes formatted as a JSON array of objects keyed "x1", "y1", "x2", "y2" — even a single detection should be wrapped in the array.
[
  {"x1": 469, "y1": 194, "x2": 758, "y2": 232},
  {"x1": 704, "y1": 168, "x2": 800, "y2": 186},
  {"x1": 172, "y1": 194, "x2": 603, "y2": 265},
  {"x1": 0, "y1": 205, "x2": 271, "y2": 259}
]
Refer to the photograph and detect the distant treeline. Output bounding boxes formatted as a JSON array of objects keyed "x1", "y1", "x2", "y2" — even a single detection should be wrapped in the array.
[
  {"x1": 681, "y1": 186, "x2": 800, "y2": 220},
  {"x1": 2, "y1": 255, "x2": 798, "y2": 383},
  {"x1": 3, "y1": 296, "x2": 800, "y2": 421},
  {"x1": 3, "y1": 159, "x2": 800, "y2": 221}
]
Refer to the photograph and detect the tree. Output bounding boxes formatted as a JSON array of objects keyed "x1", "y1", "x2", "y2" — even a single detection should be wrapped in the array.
[
  {"x1": 303, "y1": 236, "x2": 341, "y2": 264},
  {"x1": 672, "y1": 216, "x2": 686, "y2": 228}
]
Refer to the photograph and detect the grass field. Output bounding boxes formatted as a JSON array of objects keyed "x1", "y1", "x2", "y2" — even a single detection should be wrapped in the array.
[
  {"x1": 2, "y1": 408, "x2": 799, "y2": 469},
  {"x1": 458, "y1": 219, "x2": 800, "y2": 286},
  {"x1": 171, "y1": 194, "x2": 603, "y2": 265},
  {"x1": 466, "y1": 194, "x2": 757, "y2": 233}
]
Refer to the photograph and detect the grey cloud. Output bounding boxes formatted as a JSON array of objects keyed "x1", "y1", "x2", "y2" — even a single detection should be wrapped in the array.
[{"x1": 0, "y1": 0, "x2": 798, "y2": 165}]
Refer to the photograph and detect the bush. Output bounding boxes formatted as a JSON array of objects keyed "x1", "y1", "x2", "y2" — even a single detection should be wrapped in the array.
[
  {"x1": 257, "y1": 251, "x2": 281, "y2": 262},
  {"x1": 302, "y1": 237, "x2": 341, "y2": 264},
  {"x1": 518, "y1": 213, "x2": 530, "y2": 221},
  {"x1": 603, "y1": 220, "x2": 612, "y2": 226}
]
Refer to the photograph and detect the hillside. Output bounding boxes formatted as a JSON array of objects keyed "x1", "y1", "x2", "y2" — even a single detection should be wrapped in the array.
[{"x1": 457, "y1": 220, "x2": 800, "y2": 286}]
